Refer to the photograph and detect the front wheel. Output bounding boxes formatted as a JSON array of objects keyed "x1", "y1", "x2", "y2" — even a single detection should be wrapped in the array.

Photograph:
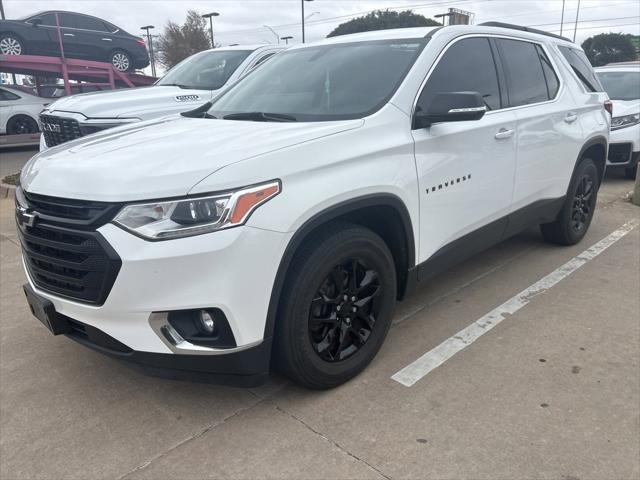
[
  {"x1": 0, "y1": 34, "x2": 24, "y2": 55},
  {"x1": 6, "y1": 115, "x2": 39, "y2": 135},
  {"x1": 274, "y1": 222, "x2": 397, "y2": 389},
  {"x1": 110, "y1": 50, "x2": 132, "y2": 72},
  {"x1": 540, "y1": 158, "x2": 599, "y2": 245}
]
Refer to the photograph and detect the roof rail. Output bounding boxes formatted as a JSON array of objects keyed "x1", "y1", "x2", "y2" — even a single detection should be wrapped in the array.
[{"x1": 478, "y1": 21, "x2": 573, "y2": 43}]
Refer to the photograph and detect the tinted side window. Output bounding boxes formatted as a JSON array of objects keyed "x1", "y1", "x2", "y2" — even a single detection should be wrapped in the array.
[
  {"x1": 75, "y1": 15, "x2": 109, "y2": 32},
  {"x1": 497, "y1": 39, "x2": 548, "y2": 107},
  {"x1": 28, "y1": 13, "x2": 57, "y2": 26},
  {"x1": 558, "y1": 46, "x2": 603, "y2": 92},
  {"x1": 0, "y1": 89, "x2": 20, "y2": 101},
  {"x1": 536, "y1": 45, "x2": 560, "y2": 99},
  {"x1": 58, "y1": 13, "x2": 77, "y2": 28},
  {"x1": 417, "y1": 37, "x2": 501, "y2": 111},
  {"x1": 253, "y1": 52, "x2": 276, "y2": 68}
]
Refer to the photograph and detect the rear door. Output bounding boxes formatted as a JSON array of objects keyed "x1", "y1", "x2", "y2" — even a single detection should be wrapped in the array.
[
  {"x1": 412, "y1": 36, "x2": 518, "y2": 268},
  {"x1": 70, "y1": 14, "x2": 114, "y2": 61},
  {"x1": 494, "y1": 38, "x2": 585, "y2": 216},
  {"x1": 0, "y1": 89, "x2": 18, "y2": 132}
]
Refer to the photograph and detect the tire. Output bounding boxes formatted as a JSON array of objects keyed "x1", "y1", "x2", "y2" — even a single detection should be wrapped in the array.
[
  {"x1": 274, "y1": 222, "x2": 397, "y2": 389},
  {"x1": 110, "y1": 50, "x2": 132, "y2": 72},
  {"x1": 624, "y1": 163, "x2": 638, "y2": 180},
  {"x1": 6, "y1": 115, "x2": 39, "y2": 135},
  {"x1": 0, "y1": 33, "x2": 24, "y2": 55},
  {"x1": 540, "y1": 158, "x2": 599, "y2": 246}
]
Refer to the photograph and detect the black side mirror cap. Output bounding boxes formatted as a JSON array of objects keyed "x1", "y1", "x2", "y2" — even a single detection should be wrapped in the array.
[
  {"x1": 413, "y1": 92, "x2": 487, "y2": 129},
  {"x1": 31, "y1": 19, "x2": 43, "y2": 27}
]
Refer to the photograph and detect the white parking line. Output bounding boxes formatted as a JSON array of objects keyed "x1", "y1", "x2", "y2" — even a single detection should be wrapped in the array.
[{"x1": 392, "y1": 219, "x2": 639, "y2": 387}]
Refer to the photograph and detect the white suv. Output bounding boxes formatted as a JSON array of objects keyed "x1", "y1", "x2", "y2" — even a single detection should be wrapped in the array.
[
  {"x1": 18, "y1": 23, "x2": 610, "y2": 389},
  {"x1": 596, "y1": 64, "x2": 640, "y2": 179},
  {"x1": 38, "y1": 44, "x2": 284, "y2": 150}
]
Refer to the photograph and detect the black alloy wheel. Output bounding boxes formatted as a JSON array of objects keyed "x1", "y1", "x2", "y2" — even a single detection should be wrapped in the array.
[
  {"x1": 274, "y1": 222, "x2": 397, "y2": 389},
  {"x1": 309, "y1": 259, "x2": 382, "y2": 362},
  {"x1": 570, "y1": 174, "x2": 595, "y2": 234}
]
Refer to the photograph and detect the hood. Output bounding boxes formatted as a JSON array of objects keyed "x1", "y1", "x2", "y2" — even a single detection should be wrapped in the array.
[
  {"x1": 21, "y1": 116, "x2": 363, "y2": 202},
  {"x1": 47, "y1": 86, "x2": 216, "y2": 120},
  {"x1": 610, "y1": 99, "x2": 640, "y2": 117}
]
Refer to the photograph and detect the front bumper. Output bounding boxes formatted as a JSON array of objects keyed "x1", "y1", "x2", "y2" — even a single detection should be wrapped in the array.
[
  {"x1": 23, "y1": 220, "x2": 291, "y2": 383},
  {"x1": 606, "y1": 124, "x2": 640, "y2": 167}
]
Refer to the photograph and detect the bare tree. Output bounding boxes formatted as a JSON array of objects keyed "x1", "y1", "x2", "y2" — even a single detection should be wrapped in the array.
[{"x1": 156, "y1": 10, "x2": 210, "y2": 69}]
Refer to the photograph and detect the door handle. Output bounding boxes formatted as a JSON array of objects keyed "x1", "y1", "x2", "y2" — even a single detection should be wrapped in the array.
[
  {"x1": 63, "y1": 33, "x2": 75, "y2": 37},
  {"x1": 101, "y1": 38, "x2": 112, "y2": 41},
  {"x1": 564, "y1": 112, "x2": 578, "y2": 124},
  {"x1": 494, "y1": 128, "x2": 514, "y2": 140}
]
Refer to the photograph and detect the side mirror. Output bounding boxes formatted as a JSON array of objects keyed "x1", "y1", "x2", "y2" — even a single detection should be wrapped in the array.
[
  {"x1": 413, "y1": 92, "x2": 487, "y2": 129},
  {"x1": 31, "y1": 18, "x2": 43, "y2": 27}
]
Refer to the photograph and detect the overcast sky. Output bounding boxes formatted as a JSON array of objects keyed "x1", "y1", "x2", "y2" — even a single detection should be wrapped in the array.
[{"x1": 4, "y1": 0, "x2": 640, "y2": 74}]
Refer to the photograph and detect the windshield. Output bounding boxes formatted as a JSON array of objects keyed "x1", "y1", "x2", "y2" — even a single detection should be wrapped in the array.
[
  {"x1": 596, "y1": 71, "x2": 640, "y2": 101},
  {"x1": 157, "y1": 50, "x2": 252, "y2": 90},
  {"x1": 209, "y1": 39, "x2": 427, "y2": 121}
]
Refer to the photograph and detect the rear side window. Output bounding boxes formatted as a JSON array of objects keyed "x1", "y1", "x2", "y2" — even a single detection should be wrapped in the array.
[
  {"x1": 75, "y1": 15, "x2": 110, "y2": 32},
  {"x1": 0, "y1": 89, "x2": 21, "y2": 101},
  {"x1": 558, "y1": 46, "x2": 603, "y2": 92},
  {"x1": 536, "y1": 45, "x2": 560, "y2": 99},
  {"x1": 417, "y1": 37, "x2": 501, "y2": 111},
  {"x1": 497, "y1": 39, "x2": 549, "y2": 107}
]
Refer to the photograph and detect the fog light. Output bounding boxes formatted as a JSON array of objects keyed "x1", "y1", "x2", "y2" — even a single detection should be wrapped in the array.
[{"x1": 199, "y1": 310, "x2": 216, "y2": 334}]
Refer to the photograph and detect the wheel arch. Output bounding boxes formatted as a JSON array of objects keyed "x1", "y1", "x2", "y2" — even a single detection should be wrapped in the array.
[
  {"x1": 263, "y1": 194, "x2": 416, "y2": 340},
  {"x1": 0, "y1": 30, "x2": 26, "y2": 54},
  {"x1": 6, "y1": 113, "x2": 39, "y2": 134},
  {"x1": 575, "y1": 135, "x2": 607, "y2": 184}
]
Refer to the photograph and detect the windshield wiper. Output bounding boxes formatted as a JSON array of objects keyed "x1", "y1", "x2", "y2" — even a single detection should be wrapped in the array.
[
  {"x1": 157, "y1": 83, "x2": 196, "y2": 89},
  {"x1": 222, "y1": 112, "x2": 298, "y2": 122},
  {"x1": 181, "y1": 102, "x2": 216, "y2": 119}
]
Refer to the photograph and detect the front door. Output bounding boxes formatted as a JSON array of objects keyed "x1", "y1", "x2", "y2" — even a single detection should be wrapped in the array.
[{"x1": 412, "y1": 36, "x2": 517, "y2": 274}]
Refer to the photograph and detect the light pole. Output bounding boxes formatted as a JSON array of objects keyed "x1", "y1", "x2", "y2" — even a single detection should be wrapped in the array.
[
  {"x1": 141, "y1": 25, "x2": 156, "y2": 77},
  {"x1": 202, "y1": 12, "x2": 220, "y2": 48},
  {"x1": 264, "y1": 25, "x2": 280, "y2": 44},
  {"x1": 301, "y1": 0, "x2": 314, "y2": 43},
  {"x1": 572, "y1": 0, "x2": 581, "y2": 42},
  {"x1": 281, "y1": 36, "x2": 293, "y2": 45}
]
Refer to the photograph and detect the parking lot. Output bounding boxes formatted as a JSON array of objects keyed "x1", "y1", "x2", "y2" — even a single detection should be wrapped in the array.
[{"x1": 1, "y1": 148, "x2": 639, "y2": 479}]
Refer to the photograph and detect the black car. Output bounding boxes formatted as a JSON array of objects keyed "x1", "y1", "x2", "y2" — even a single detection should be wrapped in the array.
[{"x1": 0, "y1": 11, "x2": 149, "y2": 72}]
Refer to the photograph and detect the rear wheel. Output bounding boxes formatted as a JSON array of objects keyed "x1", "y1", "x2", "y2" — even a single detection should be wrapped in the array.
[
  {"x1": 0, "y1": 33, "x2": 24, "y2": 55},
  {"x1": 110, "y1": 50, "x2": 132, "y2": 72},
  {"x1": 274, "y1": 222, "x2": 397, "y2": 389},
  {"x1": 540, "y1": 158, "x2": 599, "y2": 245},
  {"x1": 6, "y1": 115, "x2": 39, "y2": 135}
]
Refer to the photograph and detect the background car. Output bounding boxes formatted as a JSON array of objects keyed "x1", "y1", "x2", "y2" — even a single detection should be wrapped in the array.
[
  {"x1": 596, "y1": 64, "x2": 640, "y2": 179},
  {"x1": 0, "y1": 86, "x2": 47, "y2": 135},
  {"x1": 0, "y1": 10, "x2": 149, "y2": 72},
  {"x1": 39, "y1": 44, "x2": 284, "y2": 149}
]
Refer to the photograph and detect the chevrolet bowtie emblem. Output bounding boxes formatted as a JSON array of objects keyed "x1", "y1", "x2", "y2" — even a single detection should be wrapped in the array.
[{"x1": 16, "y1": 204, "x2": 37, "y2": 228}]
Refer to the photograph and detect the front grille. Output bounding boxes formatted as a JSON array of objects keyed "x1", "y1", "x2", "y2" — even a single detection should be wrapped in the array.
[
  {"x1": 40, "y1": 114, "x2": 83, "y2": 147},
  {"x1": 608, "y1": 143, "x2": 633, "y2": 164},
  {"x1": 16, "y1": 188, "x2": 121, "y2": 305}
]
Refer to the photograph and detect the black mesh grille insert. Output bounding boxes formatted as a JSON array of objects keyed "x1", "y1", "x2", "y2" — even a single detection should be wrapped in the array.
[
  {"x1": 16, "y1": 189, "x2": 121, "y2": 305},
  {"x1": 608, "y1": 143, "x2": 632, "y2": 164},
  {"x1": 40, "y1": 114, "x2": 83, "y2": 147}
]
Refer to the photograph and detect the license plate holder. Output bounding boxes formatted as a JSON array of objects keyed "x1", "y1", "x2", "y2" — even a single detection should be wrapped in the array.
[{"x1": 23, "y1": 284, "x2": 70, "y2": 335}]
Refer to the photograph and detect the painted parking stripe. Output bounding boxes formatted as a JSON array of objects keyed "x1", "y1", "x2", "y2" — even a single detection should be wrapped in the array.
[{"x1": 392, "y1": 219, "x2": 639, "y2": 387}]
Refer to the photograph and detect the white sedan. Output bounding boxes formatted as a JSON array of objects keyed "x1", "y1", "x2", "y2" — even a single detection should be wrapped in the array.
[{"x1": 0, "y1": 86, "x2": 47, "y2": 135}]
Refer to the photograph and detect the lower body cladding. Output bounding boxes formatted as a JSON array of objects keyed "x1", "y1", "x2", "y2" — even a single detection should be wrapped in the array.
[{"x1": 22, "y1": 222, "x2": 292, "y2": 387}]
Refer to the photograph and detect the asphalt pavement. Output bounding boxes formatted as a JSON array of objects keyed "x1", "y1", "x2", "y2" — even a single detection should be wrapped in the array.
[{"x1": 0, "y1": 147, "x2": 638, "y2": 479}]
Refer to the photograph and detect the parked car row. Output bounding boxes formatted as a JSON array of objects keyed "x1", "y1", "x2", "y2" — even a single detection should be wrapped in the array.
[
  {"x1": 38, "y1": 44, "x2": 285, "y2": 149},
  {"x1": 11, "y1": 23, "x2": 630, "y2": 389}
]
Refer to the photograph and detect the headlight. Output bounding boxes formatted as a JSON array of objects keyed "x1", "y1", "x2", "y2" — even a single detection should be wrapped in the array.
[
  {"x1": 113, "y1": 180, "x2": 280, "y2": 240},
  {"x1": 611, "y1": 113, "x2": 640, "y2": 131}
]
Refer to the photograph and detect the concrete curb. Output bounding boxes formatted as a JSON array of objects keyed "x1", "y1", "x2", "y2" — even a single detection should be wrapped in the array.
[{"x1": 1, "y1": 182, "x2": 16, "y2": 199}]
